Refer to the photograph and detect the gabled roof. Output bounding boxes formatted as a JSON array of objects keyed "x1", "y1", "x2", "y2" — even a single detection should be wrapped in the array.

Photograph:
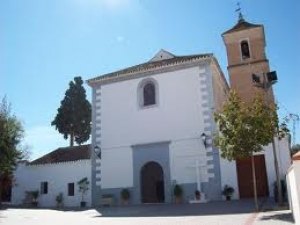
[
  {"x1": 87, "y1": 50, "x2": 213, "y2": 85},
  {"x1": 30, "y1": 144, "x2": 91, "y2": 165},
  {"x1": 222, "y1": 18, "x2": 262, "y2": 35}
]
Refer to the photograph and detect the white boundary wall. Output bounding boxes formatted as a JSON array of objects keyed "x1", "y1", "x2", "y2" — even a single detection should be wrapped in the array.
[{"x1": 287, "y1": 155, "x2": 300, "y2": 224}]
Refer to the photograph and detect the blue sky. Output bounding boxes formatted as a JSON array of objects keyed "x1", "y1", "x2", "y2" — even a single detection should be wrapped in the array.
[{"x1": 1, "y1": 0, "x2": 299, "y2": 159}]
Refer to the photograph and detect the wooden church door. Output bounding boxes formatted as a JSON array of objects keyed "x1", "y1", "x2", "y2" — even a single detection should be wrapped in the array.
[
  {"x1": 141, "y1": 161, "x2": 165, "y2": 203},
  {"x1": 236, "y1": 155, "x2": 269, "y2": 198}
]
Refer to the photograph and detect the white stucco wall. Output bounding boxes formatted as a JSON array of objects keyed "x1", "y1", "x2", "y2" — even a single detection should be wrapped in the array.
[
  {"x1": 100, "y1": 66, "x2": 206, "y2": 147},
  {"x1": 170, "y1": 139, "x2": 208, "y2": 184},
  {"x1": 220, "y1": 158, "x2": 239, "y2": 200},
  {"x1": 11, "y1": 160, "x2": 92, "y2": 207},
  {"x1": 101, "y1": 147, "x2": 133, "y2": 189},
  {"x1": 287, "y1": 161, "x2": 300, "y2": 224},
  {"x1": 98, "y1": 65, "x2": 212, "y2": 188},
  {"x1": 264, "y1": 137, "x2": 291, "y2": 197}
]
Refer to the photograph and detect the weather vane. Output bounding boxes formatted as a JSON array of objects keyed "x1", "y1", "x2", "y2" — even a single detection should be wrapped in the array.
[{"x1": 235, "y1": 2, "x2": 244, "y2": 21}]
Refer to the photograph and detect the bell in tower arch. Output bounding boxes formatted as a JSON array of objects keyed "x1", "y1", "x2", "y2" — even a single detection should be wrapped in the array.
[{"x1": 241, "y1": 40, "x2": 250, "y2": 59}]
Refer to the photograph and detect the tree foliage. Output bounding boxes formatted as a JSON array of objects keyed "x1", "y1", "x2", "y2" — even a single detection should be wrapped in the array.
[
  {"x1": 0, "y1": 97, "x2": 24, "y2": 203},
  {"x1": 214, "y1": 91, "x2": 277, "y2": 160},
  {"x1": 214, "y1": 91, "x2": 279, "y2": 210},
  {"x1": 51, "y1": 77, "x2": 91, "y2": 146},
  {"x1": 0, "y1": 98, "x2": 24, "y2": 175}
]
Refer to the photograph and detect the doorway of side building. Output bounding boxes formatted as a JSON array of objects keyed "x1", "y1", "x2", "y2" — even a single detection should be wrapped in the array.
[
  {"x1": 0, "y1": 175, "x2": 12, "y2": 202},
  {"x1": 141, "y1": 161, "x2": 165, "y2": 203},
  {"x1": 236, "y1": 154, "x2": 269, "y2": 198}
]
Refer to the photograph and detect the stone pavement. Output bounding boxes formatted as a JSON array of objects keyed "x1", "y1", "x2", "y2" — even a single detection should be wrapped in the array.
[{"x1": 0, "y1": 199, "x2": 294, "y2": 225}]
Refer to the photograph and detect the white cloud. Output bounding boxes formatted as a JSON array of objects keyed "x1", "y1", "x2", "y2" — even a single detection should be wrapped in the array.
[
  {"x1": 74, "y1": 0, "x2": 142, "y2": 15},
  {"x1": 116, "y1": 35, "x2": 125, "y2": 43},
  {"x1": 101, "y1": 0, "x2": 131, "y2": 10},
  {"x1": 24, "y1": 125, "x2": 70, "y2": 160}
]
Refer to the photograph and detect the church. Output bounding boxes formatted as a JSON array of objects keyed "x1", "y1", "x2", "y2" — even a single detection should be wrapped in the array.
[{"x1": 87, "y1": 16, "x2": 291, "y2": 206}]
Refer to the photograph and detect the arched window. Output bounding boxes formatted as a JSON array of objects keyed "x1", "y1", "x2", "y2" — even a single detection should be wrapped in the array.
[
  {"x1": 241, "y1": 40, "x2": 250, "y2": 59},
  {"x1": 143, "y1": 82, "x2": 156, "y2": 106},
  {"x1": 138, "y1": 78, "x2": 158, "y2": 108}
]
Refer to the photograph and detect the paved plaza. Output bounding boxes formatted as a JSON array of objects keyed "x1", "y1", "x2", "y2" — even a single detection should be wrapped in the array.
[{"x1": 0, "y1": 200, "x2": 294, "y2": 225}]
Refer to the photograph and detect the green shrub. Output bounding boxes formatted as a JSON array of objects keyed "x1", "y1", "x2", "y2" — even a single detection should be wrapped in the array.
[
  {"x1": 56, "y1": 193, "x2": 63, "y2": 204},
  {"x1": 173, "y1": 184, "x2": 183, "y2": 197},
  {"x1": 121, "y1": 189, "x2": 130, "y2": 200}
]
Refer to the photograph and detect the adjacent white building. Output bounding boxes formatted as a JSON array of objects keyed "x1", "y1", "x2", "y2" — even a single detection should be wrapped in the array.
[{"x1": 11, "y1": 145, "x2": 92, "y2": 208}]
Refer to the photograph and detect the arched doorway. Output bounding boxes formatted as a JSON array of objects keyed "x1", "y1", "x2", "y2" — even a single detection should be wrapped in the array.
[{"x1": 140, "y1": 161, "x2": 165, "y2": 203}]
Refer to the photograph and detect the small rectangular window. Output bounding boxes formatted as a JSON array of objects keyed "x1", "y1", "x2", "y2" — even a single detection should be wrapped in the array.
[
  {"x1": 68, "y1": 183, "x2": 75, "y2": 196},
  {"x1": 40, "y1": 182, "x2": 48, "y2": 194}
]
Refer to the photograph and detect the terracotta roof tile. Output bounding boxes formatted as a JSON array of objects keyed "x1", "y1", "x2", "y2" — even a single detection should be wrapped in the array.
[
  {"x1": 222, "y1": 18, "x2": 262, "y2": 35},
  {"x1": 30, "y1": 144, "x2": 91, "y2": 165},
  {"x1": 87, "y1": 53, "x2": 213, "y2": 85},
  {"x1": 292, "y1": 151, "x2": 300, "y2": 161}
]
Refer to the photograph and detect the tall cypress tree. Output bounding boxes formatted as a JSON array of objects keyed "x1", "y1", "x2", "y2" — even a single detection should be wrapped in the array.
[{"x1": 51, "y1": 77, "x2": 91, "y2": 146}]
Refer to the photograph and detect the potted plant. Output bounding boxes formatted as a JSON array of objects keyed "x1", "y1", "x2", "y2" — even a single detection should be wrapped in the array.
[
  {"x1": 173, "y1": 184, "x2": 183, "y2": 203},
  {"x1": 222, "y1": 185, "x2": 234, "y2": 201},
  {"x1": 30, "y1": 190, "x2": 39, "y2": 207},
  {"x1": 55, "y1": 192, "x2": 63, "y2": 208},
  {"x1": 78, "y1": 177, "x2": 89, "y2": 207},
  {"x1": 195, "y1": 190, "x2": 201, "y2": 200},
  {"x1": 120, "y1": 188, "x2": 130, "y2": 205}
]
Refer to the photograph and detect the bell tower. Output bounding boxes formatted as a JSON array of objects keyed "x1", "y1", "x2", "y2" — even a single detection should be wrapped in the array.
[
  {"x1": 222, "y1": 13, "x2": 280, "y2": 199},
  {"x1": 222, "y1": 14, "x2": 274, "y2": 103}
]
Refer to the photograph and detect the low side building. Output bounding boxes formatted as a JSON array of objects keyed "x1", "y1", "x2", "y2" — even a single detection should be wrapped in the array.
[{"x1": 11, "y1": 145, "x2": 92, "y2": 208}]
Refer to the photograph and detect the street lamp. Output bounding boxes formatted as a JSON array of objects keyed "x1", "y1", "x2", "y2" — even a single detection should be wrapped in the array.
[
  {"x1": 201, "y1": 133, "x2": 207, "y2": 148},
  {"x1": 94, "y1": 145, "x2": 101, "y2": 159}
]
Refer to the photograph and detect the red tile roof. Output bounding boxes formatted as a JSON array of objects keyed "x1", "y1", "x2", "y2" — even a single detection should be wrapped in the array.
[
  {"x1": 30, "y1": 144, "x2": 91, "y2": 165},
  {"x1": 87, "y1": 52, "x2": 213, "y2": 85},
  {"x1": 222, "y1": 18, "x2": 262, "y2": 35},
  {"x1": 292, "y1": 151, "x2": 300, "y2": 161}
]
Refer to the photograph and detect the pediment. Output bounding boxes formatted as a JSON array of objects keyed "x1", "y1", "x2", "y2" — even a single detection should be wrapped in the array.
[{"x1": 149, "y1": 49, "x2": 175, "y2": 62}]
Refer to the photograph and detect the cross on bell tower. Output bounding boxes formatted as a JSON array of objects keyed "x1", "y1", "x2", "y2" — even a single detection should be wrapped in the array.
[{"x1": 235, "y1": 2, "x2": 244, "y2": 21}]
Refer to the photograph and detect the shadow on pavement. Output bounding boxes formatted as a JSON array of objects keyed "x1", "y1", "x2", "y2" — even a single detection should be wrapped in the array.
[
  {"x1": 0, "y1": 204, "x2": 92, "y2": 213},
  {"x1": 93, "y1": 199, "x2": 263, "y2": 218},
  {"x1": 259, "y1": 212, "x2": 294, "y2": 224}
]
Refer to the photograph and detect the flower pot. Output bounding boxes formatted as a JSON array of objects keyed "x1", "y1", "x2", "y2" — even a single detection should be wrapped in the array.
[
  {"x1": 56, "y1": 202, "x2": 63, "y2": 208},
  {"x1": 32, "y1": 201, "x2": 38, "y2": 207},
  {"x1": 121, "y1": 199, "x2": 129, "y2": 205},
  {"x1": 175, "y1": 197, "x2": 182, "y2": 204},
  {"x1": 226, "y1": 196, "x2": 231, "y2": 201}
]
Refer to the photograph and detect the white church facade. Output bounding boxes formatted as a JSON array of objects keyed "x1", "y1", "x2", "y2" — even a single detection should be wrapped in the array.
[{"x1": 87, "y1": 50, "x2": 229, "y2": 205}]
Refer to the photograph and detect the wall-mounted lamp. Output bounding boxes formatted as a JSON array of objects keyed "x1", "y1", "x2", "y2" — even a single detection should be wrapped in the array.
[
  {"x1": 94, "y1": 145, "x2": 101, "y2": 159},
  {"x1": 201, "y1": 133, "x2": 207, "y2": 148}
]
